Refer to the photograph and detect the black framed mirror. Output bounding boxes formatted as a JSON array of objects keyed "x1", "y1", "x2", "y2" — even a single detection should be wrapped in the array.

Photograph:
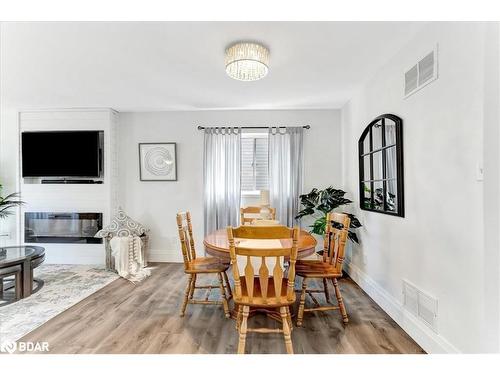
[{"x1": 358, "y1": 114, "x2": 404, "y2": 217}]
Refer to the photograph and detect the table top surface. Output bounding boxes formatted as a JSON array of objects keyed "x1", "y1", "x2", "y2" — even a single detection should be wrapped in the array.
[
  {"x1": 203, "y1": 229, "x2": 317, "y2": 259},
  {"x1": 0, "y1": 245, "x2": 45, "y2": 265}
]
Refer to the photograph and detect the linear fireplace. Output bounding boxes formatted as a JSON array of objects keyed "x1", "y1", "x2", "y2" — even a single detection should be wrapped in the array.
[{"x1": 25, "y1": 212, "x2": 103, "y2": 244}]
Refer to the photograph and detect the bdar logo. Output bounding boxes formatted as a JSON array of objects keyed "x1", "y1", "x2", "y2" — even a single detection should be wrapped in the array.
[
  {"x1": 0, "y1": 341, "x2": 17, "y2": 354},
  {"x1": 0, "y1": 341, "x2": 49, "y2": 353}
]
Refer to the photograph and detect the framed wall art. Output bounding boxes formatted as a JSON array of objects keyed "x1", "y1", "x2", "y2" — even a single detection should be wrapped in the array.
[{"x1": 139, "y1": 142, "x2": 177, "y2": 181}]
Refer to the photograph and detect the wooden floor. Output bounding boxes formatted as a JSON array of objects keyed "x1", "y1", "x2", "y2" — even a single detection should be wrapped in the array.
[{"x1": 20, "y1": 263, "x2": 425, "y2": 354}]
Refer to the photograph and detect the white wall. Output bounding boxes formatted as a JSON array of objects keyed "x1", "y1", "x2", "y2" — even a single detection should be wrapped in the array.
[
  {"x1": 0, "y1": 108, "x2": 19, "y2": 244},
  {"x1": 341, "y1": 22, "x2": 497, "y2": 353},
  {"x1": 481, "y1": 22, "x2": 500, "y2": 354},
  {"x1": 118, "y1": 110, "x2": 341, "y2": 262}
]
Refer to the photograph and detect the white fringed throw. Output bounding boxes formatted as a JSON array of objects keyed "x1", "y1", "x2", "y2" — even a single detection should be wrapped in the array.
[{"x1": 110, "y1": 236, "x2": 151, "y2": 283}]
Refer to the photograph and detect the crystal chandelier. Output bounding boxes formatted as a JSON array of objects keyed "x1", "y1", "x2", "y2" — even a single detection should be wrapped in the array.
[{"x1": 225, "y1": 42, "x2": 269, "y2": 81}]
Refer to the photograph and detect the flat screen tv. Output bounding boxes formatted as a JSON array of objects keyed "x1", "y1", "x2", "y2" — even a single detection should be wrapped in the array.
[{"x1": 22, "y1": 131, "x2": 102, "y2": 177}]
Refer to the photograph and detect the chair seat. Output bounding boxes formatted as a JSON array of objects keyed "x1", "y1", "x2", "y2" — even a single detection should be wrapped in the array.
[
  {"x1": 295, "y1": 259, "x2": 342, "y2": 278},
  {"x1": 185, "y1": 257, "x2": 230, "y2": 274},
  {"x1": 234, "y1": 277, "x2": 295, "y2": 307}
]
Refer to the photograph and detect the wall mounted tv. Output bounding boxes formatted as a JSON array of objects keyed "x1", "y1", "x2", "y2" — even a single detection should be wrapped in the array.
[{"x1": 22, "y1": 131, "x2": 103, "y2": 178}]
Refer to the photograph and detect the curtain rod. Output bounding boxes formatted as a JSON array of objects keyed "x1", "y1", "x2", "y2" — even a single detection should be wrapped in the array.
[{"x1": 197, "y1": 125, "x2": 310, "y2": 130}]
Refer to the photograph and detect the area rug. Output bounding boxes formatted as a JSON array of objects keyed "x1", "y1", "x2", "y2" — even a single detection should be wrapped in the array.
[{"x1": 0, "y1": 264, "x2": 119, "y2": 345}]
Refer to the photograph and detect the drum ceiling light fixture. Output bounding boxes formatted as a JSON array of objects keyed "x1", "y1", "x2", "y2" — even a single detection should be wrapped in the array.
[{"x1": 225, "y1": 42, "x2": 269, "y2": 81}]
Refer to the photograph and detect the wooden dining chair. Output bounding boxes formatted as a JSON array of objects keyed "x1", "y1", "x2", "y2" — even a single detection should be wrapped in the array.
[
  {"x1": 176, "y1": 212, "x2": 232, "y2": 318},
  {"x1": 296, "y1": 212, "x2": 351, "y2": 326},
  {"x1": 227, "y1": 225, "x2": 299, "y2": 354},
  {"x1": 240, "y1": 206, "x2": 276, "y2": 225}
]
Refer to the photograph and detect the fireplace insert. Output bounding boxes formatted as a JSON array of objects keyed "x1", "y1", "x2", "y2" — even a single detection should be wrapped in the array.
[{"x1": 24, "y1": 212, "x2": 103, "y2": 244}]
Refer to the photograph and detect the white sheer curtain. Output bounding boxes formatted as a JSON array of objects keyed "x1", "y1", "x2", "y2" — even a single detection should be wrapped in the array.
[
  {"x1": 268, "y1": 127, "x2": 304, "y2": 227},
  {"x1": 203, "y1": 127, "x2": 241, "y2": 235}
]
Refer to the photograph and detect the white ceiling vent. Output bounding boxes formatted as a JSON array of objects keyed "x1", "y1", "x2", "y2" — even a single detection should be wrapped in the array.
[
  {"x1": 404, "y1": 45, "x2": 438, "y2": 98},
  {"x1": 403, "y1": 280, "x2": 438, "y2": 332}
]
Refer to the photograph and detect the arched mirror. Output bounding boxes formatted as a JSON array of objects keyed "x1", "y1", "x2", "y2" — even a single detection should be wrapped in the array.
[{"x1": 358, "y1": 114, "x2": 404, "y2": 217}]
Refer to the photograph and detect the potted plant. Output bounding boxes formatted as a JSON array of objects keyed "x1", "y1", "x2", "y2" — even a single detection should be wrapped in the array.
[
  {"x1": 295, "y1": 187, "x2": 362, "y2": 243},
  {"x1": 0, "y1": 184, "x2": 24, "y2": 219}
]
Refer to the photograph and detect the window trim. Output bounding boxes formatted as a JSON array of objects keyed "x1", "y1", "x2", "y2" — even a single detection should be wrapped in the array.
[{"x1": 358, "y1": 114, "x2": 405, "y2": 217}]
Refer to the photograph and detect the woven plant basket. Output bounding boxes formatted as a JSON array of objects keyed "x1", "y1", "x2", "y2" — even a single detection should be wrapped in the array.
[{"x1": 105, "y1": 234, "x2": 149, "y2": 272}]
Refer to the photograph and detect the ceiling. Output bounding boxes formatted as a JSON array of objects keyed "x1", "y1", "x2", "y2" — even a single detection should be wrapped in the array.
[{"x1": 0, "y1": 22, "x2": 425, "y2": 111}]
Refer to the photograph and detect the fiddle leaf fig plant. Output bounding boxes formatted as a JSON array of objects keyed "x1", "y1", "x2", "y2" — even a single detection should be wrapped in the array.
[
  {"x1": 295, "y1": 186, "x2": 362, "y2": 244},
  {"x1": 0, "y1": 184, "x2": 24, "y2": 219}
]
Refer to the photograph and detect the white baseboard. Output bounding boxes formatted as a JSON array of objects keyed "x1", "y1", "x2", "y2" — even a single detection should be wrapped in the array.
[{"x1": 344, "y1": 261, "x2": 460, "y2": 354}]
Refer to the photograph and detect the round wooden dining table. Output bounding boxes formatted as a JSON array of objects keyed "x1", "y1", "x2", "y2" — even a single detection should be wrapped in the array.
[{"x1": 204, "y1": 228, "x2": 317, "y2": 259}]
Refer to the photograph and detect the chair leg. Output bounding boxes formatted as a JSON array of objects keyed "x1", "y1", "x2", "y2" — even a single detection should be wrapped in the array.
[
  {"x1": 180, "y1": 274, "x2": 193, "y2": 317},
  {"x1": 280, "y1": 306, "x2": 294, "y2": 354},
  {"x1": 0, "y1": 278, "x2": 4, "y2": 300},
  {"x1": 323, "y1": 277, "x2": 331, "y2": 303},
  {"x1": 217, "y1": 272, "x2": 230, "y2": 318},
  {"x1": 238, "y1": 305, "x2": 250, "y2": 354},
  {"x1": 236, "y1": 304, "x2": 243, "y2": 331},
  {"x1": 223, "y1": 271, "x2": 232, "y2": 299},
  {"x1": 286, "y1": 307, "x2": 293, "y2": 332},
  {"x1": 189, "y1": 274, "x2": 197, "y2": 299},
  {"x1": 333, "y1": 278, "x2": 348, "y2": 324},
  {"x1": 296, "y1": 277, "x2": 308, "y2": 327}
]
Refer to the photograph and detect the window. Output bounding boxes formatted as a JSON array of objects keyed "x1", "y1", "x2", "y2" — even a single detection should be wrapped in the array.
[
  {"x1": 241, "y1": 133, "x2": 269, "y2": 194},
  {"x1": 358, "y1": 114, "x2": 404, "y2": 217}
]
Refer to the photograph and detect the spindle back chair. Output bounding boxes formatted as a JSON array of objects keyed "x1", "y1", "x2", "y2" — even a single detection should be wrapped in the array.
[
  {"x1": 240, "y1": 206, "x2": 276, "y2": 225},
  {"x1": 296, "y1": 212, "x2": 351, "y2": 326},
  {"x1": 176, "y1": 212, "x2": 232, "y2": 318},
  {"x1": 321, "y1": 212, "x2": 351, "y2": 274},
  {"x1": 227, "y1": 225, "x2": 298, "y2": 354},
  {"x1": 177, "y1": 211, "x2": 197, "y2": 271}
]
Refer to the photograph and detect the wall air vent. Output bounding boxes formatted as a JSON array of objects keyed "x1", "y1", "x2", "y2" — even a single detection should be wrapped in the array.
[
  {"x1": 403, "y1": 280, "x2": 438, "y2": 332},
  {"x1": 404, "y1": 65, "x2": 418, "y2": 96},
  {"x1": 404, "y1": 45, "x2": 438, "y2": 98}
]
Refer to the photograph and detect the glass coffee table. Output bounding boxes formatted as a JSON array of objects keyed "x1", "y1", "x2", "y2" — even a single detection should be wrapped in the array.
[{"x1": 0, "y1": 245, "x2": 45, "y2": 303}]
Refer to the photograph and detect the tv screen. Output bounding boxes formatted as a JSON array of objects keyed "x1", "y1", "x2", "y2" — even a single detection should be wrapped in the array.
[{"x1": 22, "y1": 131, "x2": 101, "y2": 177}]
